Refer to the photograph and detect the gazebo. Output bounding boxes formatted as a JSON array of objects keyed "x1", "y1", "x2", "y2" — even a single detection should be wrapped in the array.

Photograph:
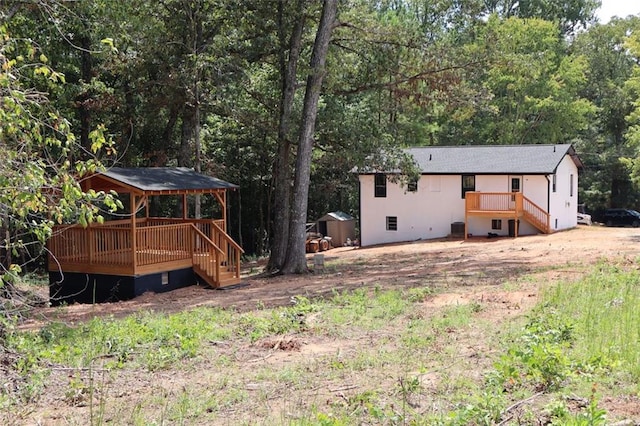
[{"x1": 47, "y1": 167, "x2": 243, "y2": 304}]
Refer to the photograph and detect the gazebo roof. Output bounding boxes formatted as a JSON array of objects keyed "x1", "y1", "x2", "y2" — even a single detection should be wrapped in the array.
[{"x1": 81, "y1": 167, "x2": 238, "y2": 195}]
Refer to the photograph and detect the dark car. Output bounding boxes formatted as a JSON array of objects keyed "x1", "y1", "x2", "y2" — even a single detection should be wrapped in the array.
[{"x1": 603, "y1": 209, "x2": 640, "y2": 227}]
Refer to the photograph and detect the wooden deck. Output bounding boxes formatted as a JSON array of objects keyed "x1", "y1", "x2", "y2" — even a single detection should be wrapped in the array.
[
  {"x1": 47, "y1": 218, "x2": 243, "y2": 287},
  {"x1": 465, "y1": 192, "x2": 550, "y2": 237}
]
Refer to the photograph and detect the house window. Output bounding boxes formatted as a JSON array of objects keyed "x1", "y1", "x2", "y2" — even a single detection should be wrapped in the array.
[
  {"x1": 375, "y1": 173, "x2": 387, "y2": 198},
  {"x1": 461, "y1": 175, "x2": 475, "y2": 199},
  {"x1": 407, "y1": 178, "x2": 418, "y2": 192},
  {"x1": 570, "y1": 174, "x2": 574, "y2": 197},
  {"x1": 386, "y1": 216, "x2": 397, "y2": 231},
  {"x1": 552, "y1": 174, "x2": 557, "y2": 192},
  {"x1": 491, "y1": 219, "x2": 502, "y2": 230}
]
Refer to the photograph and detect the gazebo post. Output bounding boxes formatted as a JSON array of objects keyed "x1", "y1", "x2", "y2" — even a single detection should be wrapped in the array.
[
  {"x1": 130, "y1": 192, "x2": 137, "y2": 273},
  {"x1": 182, "y1": 194, "x2": 188, "y2": 220},
  {"x1": 222, "y1": 190, "x2": 227, "y2": 232}
]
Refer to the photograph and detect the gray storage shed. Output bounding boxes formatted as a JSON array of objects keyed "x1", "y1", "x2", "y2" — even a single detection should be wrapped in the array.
[{"x1": 316, "y1": 211, "x2": 356, "y2": 247}]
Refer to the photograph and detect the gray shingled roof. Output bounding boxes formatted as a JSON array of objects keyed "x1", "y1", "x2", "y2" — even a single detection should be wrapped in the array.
[
  {"x1": 404, "y1": 144, "x2": 582, "y2": 174},
  {"x1": 319, "y1": 211, "x2": 354, "y2": 222},
  {"x1": 101, "y1": 167, "x2": 238, "y2": 192}
]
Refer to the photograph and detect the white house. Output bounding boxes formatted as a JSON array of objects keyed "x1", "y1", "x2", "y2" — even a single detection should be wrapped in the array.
[{"x1": 358, "y1": 144, "x2": 583, "y2": 247}]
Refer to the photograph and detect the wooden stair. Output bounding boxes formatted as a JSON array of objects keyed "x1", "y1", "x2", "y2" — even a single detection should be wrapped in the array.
[
  {"x1": 192, "y1": 253, "x2": 241, "y2": 288},
  {"x1": 465, "y1": 192, "x2": 551, "y2": 238},
  {"x1": 191, "y1": 225, "x2": 243, "y2": 288},
  {"x1": 522, "y1": 195, "x2": 551, "y2": 234}
]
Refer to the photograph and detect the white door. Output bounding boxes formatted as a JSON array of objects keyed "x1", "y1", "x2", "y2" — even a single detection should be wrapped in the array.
[{"x1": 509, "y1": 176, "x2": 522, "y2": 205}]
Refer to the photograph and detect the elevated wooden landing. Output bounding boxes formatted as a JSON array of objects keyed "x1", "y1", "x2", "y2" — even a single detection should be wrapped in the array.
[
  {"x1": 465, "y1": 192, "x2": 550, "y2": 238},
  {"x1": 48, "y1": 218, "x2": 243, "y2": 289}
]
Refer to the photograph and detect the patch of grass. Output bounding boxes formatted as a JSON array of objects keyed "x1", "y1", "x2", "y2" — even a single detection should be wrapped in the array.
[
  {"x1": 324, "y1": 287, "x2": 412, "y2": 332},
  {"x1": 407, "y1": 285, "x2": 433, "y2": 302},
  {"x1": 541, "y1": 261, "x2": 640, "y2": 380},
  {"x1": 431, "y1": 304, "x2": 476, "y2": 334},
  {"x1": 6, "y1": 260, "x2": 640, "y2": 424},
  {"x1": 235, "y1": 295, "x2": 319, "y2": 342}
]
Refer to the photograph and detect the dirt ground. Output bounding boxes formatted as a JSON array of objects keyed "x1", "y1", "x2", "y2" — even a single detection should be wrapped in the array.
[
  {"x1": 13, "y1": 225, "x2": 640, "y2": 424},
  {"x1": 23, "y1": 224, "x2": 640, "y2": 328}
]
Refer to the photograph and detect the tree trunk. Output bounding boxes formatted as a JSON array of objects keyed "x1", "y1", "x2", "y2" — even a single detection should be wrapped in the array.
[
  {"x1": 192, "y1": 2, "x2": 203, "y2": 219},
  {"x1": 281, "y1": 0, "x2": 337, "y2": 274},
  {"x1": 267, "y1": 0, "x2": 307, "y2": 272},
  {"x1": 78, "y1": 34, "x2": 93, "y2": 154}
]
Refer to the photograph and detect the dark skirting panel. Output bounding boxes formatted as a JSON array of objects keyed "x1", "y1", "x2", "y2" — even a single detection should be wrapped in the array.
[{"x1": 49, "y1": 268, "x2": 197, "y2": 305}]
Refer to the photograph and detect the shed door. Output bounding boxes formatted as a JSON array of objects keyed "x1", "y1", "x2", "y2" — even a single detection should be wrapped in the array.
[{"x1": 319, "y1": 221, "x2": 328, "y2": 237}]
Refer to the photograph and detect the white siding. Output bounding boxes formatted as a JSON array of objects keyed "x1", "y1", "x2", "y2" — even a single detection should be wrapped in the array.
[
  {"x1": 359, "y1": 156, "x2": 579, "y2": 247},
  {"x1": 359, "y1": 174, "x2": 465, "y2": 246},
  {"x1": 549, "y1": 155, "x2": 579, "y2": 230}
]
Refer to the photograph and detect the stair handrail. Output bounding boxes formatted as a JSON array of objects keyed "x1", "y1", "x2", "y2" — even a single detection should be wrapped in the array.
[
  {"x1": 522, "y1": 195, "x2": 550, "y2": 232},
  {"x1": 190, "y1": 224, "x2": 224, "y2": 255},
  {"x1": 211, "y1": 222, "x2": 244, "y2": 254},
  {"x1": 211, "y1": 222, "x2": 243, "y2": 281},
  {"x1": 190, "y1": 224, "x2": 224, "y2": 285}
]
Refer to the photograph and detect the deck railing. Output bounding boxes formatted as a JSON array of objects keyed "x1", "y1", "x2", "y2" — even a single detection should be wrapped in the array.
[
  {"x1": 48, "y1": 225, "x2": 133, "y2": 268},
  {"x1": 211, "y1": 222, "x2": 244, "y2": 280},
  {"x1": 191, "y1": 226, "x2": 224, "y2": 286},
  {"x1": 48, "y1": 226, "x2": 92, "y2": 265},
  {"x1": 48, "y1": 217, "x2": 240, "y2": 283},
  {"x1": 465, "y1": 192, "x2": 523, "y2": 212},
  {"x1": 522, "y1": 197, "x2": 550, "y2": 233},
  {"x1": 465, "y1": 192, "x2": 550, "y2": 234},
  {"x1": 145, "y1": 218, "x2": 226, "y2": 238},
  {"x1": 136, "y1": 223, "x2": 193, "y2": 266}
]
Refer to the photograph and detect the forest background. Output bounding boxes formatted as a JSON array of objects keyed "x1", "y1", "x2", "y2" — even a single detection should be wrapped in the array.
[{"x1": 3, "y1": 0, "x2": 640, "y2": 271}]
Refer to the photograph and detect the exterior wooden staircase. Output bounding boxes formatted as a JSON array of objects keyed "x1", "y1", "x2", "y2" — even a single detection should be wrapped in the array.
[
  {"x1": 191, "y1": 224, "x2": 243, "y2": 288},
  {"x1": 465, "y1": 192, "x2": 551, "y2": 237},
  {"x1": 521, "y1": 196, "x2": 550, "y2": 234}
]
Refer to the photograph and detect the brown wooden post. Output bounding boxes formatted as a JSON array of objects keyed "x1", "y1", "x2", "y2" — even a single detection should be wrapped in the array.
[
  {"x1": 131, "y1": 192, "x2": 137, "y2": 273},
  {"x1": 464, "y1": 195, "x2": 468, "y2": 241},
  {"x1": 182, "y1": 194, "x2": 188, "y2": 220},
  {"x1": 88, "y1": 225, "x2": 95, "y2": 265},
  {"x1": 547, "y1": 214, "x2": 550, "y2": 233},
  {"x1": 222, "y1": 190, "x2": 227, "y2": 233}
]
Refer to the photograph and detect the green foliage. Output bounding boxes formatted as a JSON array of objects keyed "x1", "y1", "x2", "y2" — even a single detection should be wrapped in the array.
[
  {"x1": 325, "y1": 287, "x2": 411, "y2": 331},
  {"x1": 549, "y1": 385, "x2": 607, "y2": 425},
  {"x1": 493, "y1": 304, "x2": 575, "y2": 391},
  {"x1": 444, "y1": 391, "x2": 506, "y2": 426},
  {"x1": 447, "y1": 16, "x2": 596, "y2": 147},
  {"x1": 542, "y1": 261, "x2": 640, "y2": 380},
  {"x1": 235, "y1": 295, "x2": 319, "y2": 342},
  {"x1": 6, "y1": 262, "x2": 640, "y2": 423},
  {"x1": 0, "y1": 24, "x2": 121, "y2": 291}
]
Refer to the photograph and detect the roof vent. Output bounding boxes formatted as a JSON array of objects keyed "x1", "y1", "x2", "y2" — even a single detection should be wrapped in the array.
[
  {"x1": 553, "y1": 145, "x2": 556, "y2": 152},
  {"x1": 429, "y1": 154, "x2": 432, "y2": 161}
]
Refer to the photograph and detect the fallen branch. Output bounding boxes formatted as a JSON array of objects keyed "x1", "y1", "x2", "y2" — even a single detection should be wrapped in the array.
[
  {"x1": 497, "y1": 392, "x2": 544, "y2": 425},
  {"x1": 329, "y1": 384, "x2": 358, "y2": 392}
]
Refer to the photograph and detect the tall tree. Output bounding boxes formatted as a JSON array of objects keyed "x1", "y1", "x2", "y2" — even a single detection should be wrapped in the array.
[
  {"x1": 573, "y1": 17, "x2": 640, "y2": 211},
  {"x1": 623, "y1": 19, "x2": 640, "y2": 190},
  {"x1": 267, "y1": 0, "x2": 307, "y2": 272},
  {"x1": 484, "y1": 0, "x2": 600, "y2": 34},
  {"x1": 281, "y1": 0, "x2": 338, "y2": 274},
  {"x1": 439, "y1": 16, "x2": 595, "y2": 146}
]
